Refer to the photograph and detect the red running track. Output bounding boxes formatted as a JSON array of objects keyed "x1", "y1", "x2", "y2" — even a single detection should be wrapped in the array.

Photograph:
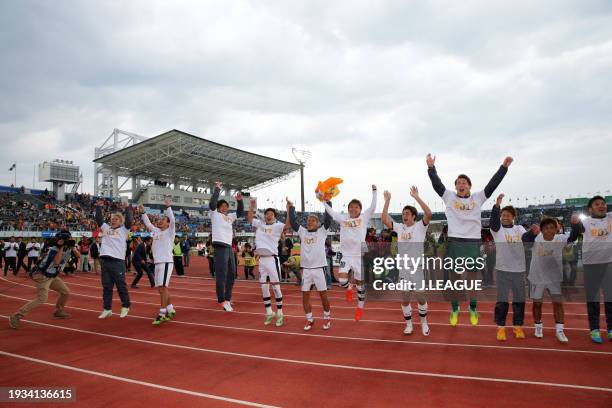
[{"x1": 1, "y1": 257, "x2": 611, "y2": 408}]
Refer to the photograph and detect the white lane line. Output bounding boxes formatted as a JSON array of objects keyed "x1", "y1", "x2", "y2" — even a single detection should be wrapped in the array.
[
  {"x1": 2, "y1": 317, "x2": 611, "y2": 393},
  {"x1": 1, "y1": 293, "x2": 610, "y2": 356},
  {"x1": 21, "y1": 278, "x2": 594, "y2": 331},
  {"x1": 0, "y1": 350, "x2": 278, "y2": 408},
  {"x1": 72, "y1": 274, "x2": 590, "y2": 305}
]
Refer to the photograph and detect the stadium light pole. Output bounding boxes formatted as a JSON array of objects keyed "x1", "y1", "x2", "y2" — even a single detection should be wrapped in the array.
[{"x1": 292, "y1": 148, "x2": 311, "y2": 212}]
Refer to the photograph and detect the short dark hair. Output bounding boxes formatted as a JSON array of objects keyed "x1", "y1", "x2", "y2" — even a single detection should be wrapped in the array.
[
  {"x1": 501, "y1": 205, "x2": 517, "y2": 218},
  {"x1": 455, "y1": 174, "x2": 472, "y2": 187},
  {"x1": 264, "y1": 208, "x2": 277, "y2": 217},
  {"x1": 143, "y1": 236, "x2": 152, "y2": 243},
  {"x1": 217, "y1": 199, "x2": 229, "y2": 208},
  {"x1": 587, "y1": 195, "x2": 606, "y2": 209},
  {"x1": 348, "y1": 199, "x2": 362, "y2": 210},
  {"x1": 539, "y1": 217, "x2": 558, "y2": 230},
  {"x1": 402, "y1": 205, "x2": 417, "y2": 218}
]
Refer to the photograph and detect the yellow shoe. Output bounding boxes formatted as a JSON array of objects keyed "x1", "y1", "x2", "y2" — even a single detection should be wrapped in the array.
[
  {"x1": 513, "y1": 326, "x2": 525, "y2": 339},
  {"x1": 449, "y1": 309, "x2": 459, "y2": 326},
  {"x1": 497, "y1": 327, "x2": 506, "y2": 341},
  {"x1": 469, "y1": 308, "x2": 479, "y2": 326}
]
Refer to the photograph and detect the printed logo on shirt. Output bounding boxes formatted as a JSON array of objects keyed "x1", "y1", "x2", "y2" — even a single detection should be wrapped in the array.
[
  {"x1": 452, "y1": 199, "x2": 476, "y2": 211},
  {"x1": 536, "y1": 247, "x2": 554, "y2": 257},
  {"x1": 400, "y1": 232, "x2": 413, "y2": 241},
  {"x1": 100, "y1": 228, "x2": 122, "y2": 237},
  {"x1": 304, "y1": 236, "x2": 318, "y2": 245},
  {"x1": 221, "y1": 214, "x2": 233, "y2": 223},
  {"x1": 504, "y1": 233, "x2": 521, "y2": 243},
  {"x1": 589, "y1": 226, "x2": 610, "y2": 238},
  {"x1": 343, "y1": 219, "x2": 362, "y2": 228},
  {"x1": 260, "y1": 227, "x2": 274, "y2": 234}
]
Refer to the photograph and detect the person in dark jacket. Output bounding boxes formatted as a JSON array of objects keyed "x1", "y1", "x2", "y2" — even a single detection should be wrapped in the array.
[{"x1": 131, "y1": 236, "x2": 155, "y2": 288}]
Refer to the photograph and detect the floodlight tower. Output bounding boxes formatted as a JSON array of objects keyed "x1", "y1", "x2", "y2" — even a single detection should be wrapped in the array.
[{"x1": 292, "y1": 148, "x2": 311, "y2": 213}]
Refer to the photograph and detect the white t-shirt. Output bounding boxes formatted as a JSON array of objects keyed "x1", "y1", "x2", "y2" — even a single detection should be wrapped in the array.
[
  {"x1": 26, "y1": 242, "x2": 41, "y2": 258},
  {"x1": 4, "y1": 242, "x2": 18, "y2": 257},
  {"x1": 527, "y1": 233, "x2": 569, "y2": 284},
  {"x1": 491, "y1": 225, "x2": 527, "y2": 272},
  {"x1": 142, "y1": 207, "x2": 176, "y2": 264},
  {"x1": 442, "y1": 190, "x2": 487, "y2": 239},
  {"x1": 324, "y1": 190, "x2": 376, "y2": 257},
  {"x1": 393, "y1": 220, "x2": 428, "y2": 260},
  {"x1": 211, "y1": 210, "x2": 237, "y2": 246},
  {"x1": 99, "y1": 223, "x2": 129, "y2": 260},
  {"x1": 252, "y1": 219, "x2": 285, "y2": 256},
  {"x1": 581, "y1": 213, "x2": 612, "y2": 265},
  {"x1": 297, "y1": 226, "x2": 328, "y2": 269}
]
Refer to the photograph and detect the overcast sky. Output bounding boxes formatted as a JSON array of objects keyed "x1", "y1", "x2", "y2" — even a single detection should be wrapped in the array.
[{"x1": 1, "y1": 0, "x2": 611, "y2": 212}]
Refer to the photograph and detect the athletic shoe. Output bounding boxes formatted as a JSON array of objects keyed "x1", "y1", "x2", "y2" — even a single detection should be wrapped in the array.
[
  {"x1": 264, "y1": 312, "x2": 275, "y2": 326},
  {"x1": 496, "y1": 327, "x2": 506, "y2": 342},
  {"x1": 152, "y1": 315, "x2": 169, "y2": 326},
  {"x1": 556, "y1": 331, "x2": 569, "y2": 343},
  {"x1": 346, "y1": 289, "x2": 353, "y2": 302},
  {"x1": 304, "y1": 320, "x2": 315, "y2": 331},
  {"x1": 354, "y1": 307, "x2": 363, "y2": 321},
  {"x1": 275, "y1": 314, "x2": 284, "y2": 327},
  {"x1": 403, "y1": 320, "x2": 413, "y2": 335},
  {"x1": 534, "y1": 323, "x2": 544, "y2": 338},
  {"x1": 421, "y1": 320, "x2": 430, "y2": 336},
  {"x1": 120, "y1": 307, "x2": 130, "y2": 318},
  {"x1": 167, "y1": 310, "x2": 176, "y2": 320},
  {"x1": 469, "y1": 308, "x2": 479, "y2": 326},
  {"x1": 98, "y1": 309, "x2": 112, "y2": 319},
  {"x1": 222, "y1": 301, "x2": 233, "y2": 312},
  {"x1": 323, "y1": 320, "x2": 331, "y2": 330},
  {"x1": 8, "y1": 314, "x2": 20, "y2": 329},
  {"x1": 513, "y1": 326, "x2": 525, "y2": 339},
  {"x1": 449, "y1": 309, "x2": 459, "y2": 326},
  {"x1": 590, "y1": 330, "x2": 603, "y2": 344},
  {"x1": 53, "y1": 310, "x2": 71, "y2": 319}
]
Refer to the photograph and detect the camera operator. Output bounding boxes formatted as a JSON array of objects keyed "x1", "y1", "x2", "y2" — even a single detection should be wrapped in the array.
[{"x1": 8, "y1": 231, "x2": 79, "y2": 329}]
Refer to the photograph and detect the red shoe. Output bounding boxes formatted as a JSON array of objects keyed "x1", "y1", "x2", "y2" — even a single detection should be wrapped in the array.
[
  {"x1": 345, "y1": 289, "x2": 353, "y2": 302},
  {"x1": 355, "y1": 307, "x2": 363, "y2": 321}
]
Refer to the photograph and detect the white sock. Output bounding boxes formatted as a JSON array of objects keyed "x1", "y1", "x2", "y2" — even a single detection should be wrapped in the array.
[
  {"x1": 418, "y1": 302, "x2": 428, "y2": 320},
  {"x1": 159, "y1": 308, "x2": 167, "y2": 316},
  {"x1": 272, "y1": 284, "x2": 283, "y2": 315},
  {"x1": 323, "y1": 310, "x2": 331, "y2": 320},
  {"x1": 356, "y1": 284, "x2": 365, "y2": 308},
  {"x1": 401, "y1": 304, "x2": 412, "y2": 320},
  {"x1": 306, "y1": 312, "x2": 313, "y2": 321},
  {"x1": 167, "y1": 304, "x2": 174, "y2": 313},
  {"x1": 555, "y1": 323, "x2": 564, "y2": 333},
  {"x1": 261, "y1": 284, "x2": 272, "y2": 314}
]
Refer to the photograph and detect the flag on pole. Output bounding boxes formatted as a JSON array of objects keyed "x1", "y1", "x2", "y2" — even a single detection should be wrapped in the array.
[{"x1": 8, "y1": 163, "x2": 16, "y2": 171}]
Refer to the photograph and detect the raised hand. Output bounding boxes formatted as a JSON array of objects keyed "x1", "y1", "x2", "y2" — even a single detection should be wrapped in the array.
[
  {"x1": 503, "y1": 156, "x2": 514, "y2": 168},
  {"x1": 163, "y1": 197, "x2": 172, "y2": 207},
  {"x1": 372, "y1": 184, "x2": 377, "y2": 191},
  {"x1": 138, "y1": 204, "x2": 145, "y2": 214},
  {"x1": 426, "y1": 153, "x2": 436, "y2": 168},
  {"x1": 95, "y1": 199, "x2": 105, "y2": 207},
  {"x1": 409, "y1": 186, "x2": 419, "y2": 199},
  {"x1": 215, "y1": 181, "x2": 223, "y2": 189},
  {"x1": 286, "y1": 197, "x2": 294, "y2": 209},
  {"x1": 235, "y1": 192, "x2": 243, "y2": 201},
  {"x1": 383, "y1": 190, "x2": 391, "y2": 202},
  {"x1": 249, "y1": 199, "x2": 257, "y2": 211},
  {"x1": 496, "y1": 193, "x2": 505, "y2": 207}
]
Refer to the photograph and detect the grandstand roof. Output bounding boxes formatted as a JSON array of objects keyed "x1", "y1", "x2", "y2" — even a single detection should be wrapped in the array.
[{"x1": 93, "y1": 129, "x2": 301, "y2": 190}]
